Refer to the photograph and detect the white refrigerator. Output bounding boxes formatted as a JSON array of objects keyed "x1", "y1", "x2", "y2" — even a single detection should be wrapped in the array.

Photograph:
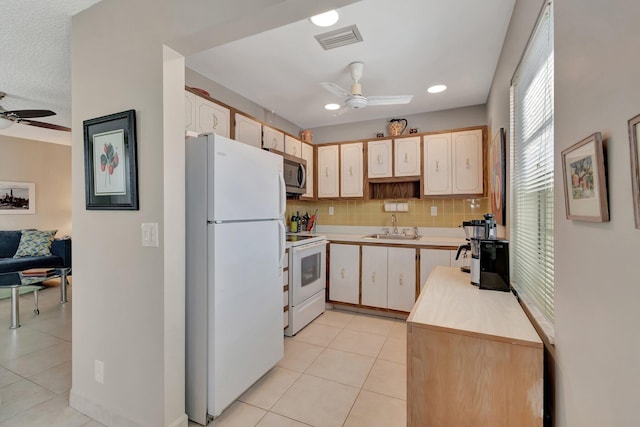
[{"x1": 185, "y1": 133, "x2": 286, "y2": 425}]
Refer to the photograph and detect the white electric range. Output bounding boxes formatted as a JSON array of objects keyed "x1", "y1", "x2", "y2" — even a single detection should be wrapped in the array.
[{"x1": 284, "y1": 234, "x2": 327, "y2": 336}]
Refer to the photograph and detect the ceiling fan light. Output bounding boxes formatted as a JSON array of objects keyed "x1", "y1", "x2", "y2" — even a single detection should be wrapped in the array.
[
  {"x1": 310, "y1": 10, "x2": 339, "y2": 27},
  {"x1": 324, "y1": 103, "x2": 341, "y2": 111},
  {"x1": 427, "y1": 84, "x2": 447, "y2": 94},
  {"x1": 0, "y1": 116, "x2": 13, "y2": 130}
]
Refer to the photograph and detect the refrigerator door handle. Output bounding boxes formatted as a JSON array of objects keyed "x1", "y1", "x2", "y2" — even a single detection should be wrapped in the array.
[
  {"x1": 278, "y1": 172, "x2": 286, "y2": 218},
  {"x1": 278, "y1": 220, "x2": 286, "y2": 268}
]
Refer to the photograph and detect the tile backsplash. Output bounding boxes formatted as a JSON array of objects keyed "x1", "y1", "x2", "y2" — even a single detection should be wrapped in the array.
[{"x1": 286, "y1": 198, "x2": 490, "y2": 229}]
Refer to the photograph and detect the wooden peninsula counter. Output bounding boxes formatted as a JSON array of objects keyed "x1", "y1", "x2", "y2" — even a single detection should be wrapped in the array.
[{"x1": 407, "y1": 266, "x2": 543, "y2": 427}]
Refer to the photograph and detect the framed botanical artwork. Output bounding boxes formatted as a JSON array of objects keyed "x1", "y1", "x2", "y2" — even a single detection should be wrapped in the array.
[
  {"x1": 0, "y1": 181, "x2": 35, "y2": 214},
  {"x1": 489, "y1": 127, "x2": 506, "y2": 226},
  {"x1": 83, "y1": 110, "x2": 138, "y2": 210},
  {"x1": 561, "y1": 132, "x2": 609, "y2": 222},
  {"x1": 628, "y1": 114, "x2": 640, "y2": 229}
]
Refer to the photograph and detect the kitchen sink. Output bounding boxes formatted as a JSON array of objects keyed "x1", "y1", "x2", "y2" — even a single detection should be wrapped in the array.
[{"x1": 363, "y1": 233, "x2": 422, "y2": 241}]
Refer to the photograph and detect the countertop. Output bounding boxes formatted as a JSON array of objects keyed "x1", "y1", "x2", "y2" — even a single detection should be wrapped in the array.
[{"x1": 408, "y1": 266, "x2": 542, "y2": 347}]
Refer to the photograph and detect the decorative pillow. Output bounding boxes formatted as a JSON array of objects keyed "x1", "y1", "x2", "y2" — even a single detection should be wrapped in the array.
[{"x1": 13, "y1": 230, "x2": 58, "y2": 258}]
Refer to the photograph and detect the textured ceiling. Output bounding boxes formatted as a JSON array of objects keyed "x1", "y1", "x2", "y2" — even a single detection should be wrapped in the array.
[{"x1": 0, "y1": 0, "x2": 102, "y2": 143}]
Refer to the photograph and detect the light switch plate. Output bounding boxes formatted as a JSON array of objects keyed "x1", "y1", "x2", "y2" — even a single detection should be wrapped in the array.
[
  {"x1": 142, "y1": 223, "x2": 159, "y2": 247},
  {"x1": 431, "y1": 206, "x2": 438, "y2": 216},
  {"x1": 328, "y1": 206, "x2": 334, "y2": 215}
]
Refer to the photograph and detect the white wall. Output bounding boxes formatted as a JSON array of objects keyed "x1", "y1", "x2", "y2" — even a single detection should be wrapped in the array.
[
  {"x1": 487, "y1": 0, "x2": 640, "y2": 425},
  {"x1": 70, "y1": 0, "x2": 360, "y2": 425},
  {"x1": 0, "y1": 136, "x2": 72, "y2": 236},
  {"x1": 310, "y1": 104, "x2": 486, "y2": 143}
]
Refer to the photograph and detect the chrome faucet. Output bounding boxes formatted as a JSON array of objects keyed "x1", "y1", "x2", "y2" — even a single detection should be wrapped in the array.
[{"x1": 391, "y1": 214, "x2": 398, "y2": 235}]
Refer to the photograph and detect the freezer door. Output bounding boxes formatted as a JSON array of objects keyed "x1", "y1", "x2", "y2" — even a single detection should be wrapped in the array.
[
  {"x1": 207, "y1": 134, "x2": 285, "y2": 221},
  {"x1": 208, "y1": 220, "x2": 284, "y2": 417}
]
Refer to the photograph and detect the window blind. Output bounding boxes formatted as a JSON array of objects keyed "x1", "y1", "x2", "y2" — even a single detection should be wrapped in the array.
[{"x1": 510, "y1": 1, "x2": 555, "y2": 327}]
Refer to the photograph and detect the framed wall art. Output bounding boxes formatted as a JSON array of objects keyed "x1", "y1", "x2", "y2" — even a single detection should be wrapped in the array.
[
  {"x1": 83, "y1": 110, "x2": 138, "y2": 210},
  {"x1": 0, "y1": 181, "x2": 35, "y2": 214},
  {"x1": 628, "y1": 113, "x2": 640, "y2": 229},
  {"x1": 561, "y1": 132, "x2": 609, "y2": 222},
  {"x1": 489, "y1": 127, "x2": 506, "y2": 226}
]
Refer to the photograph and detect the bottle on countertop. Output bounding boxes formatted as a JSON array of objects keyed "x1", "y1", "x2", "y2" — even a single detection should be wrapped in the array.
[
  {"x1": 301, "y1": 212, "x2": 309, "y2": 232},
  {"x1": 290, "y1": 213, "x2": 298, "y2": 233},
  {"x1": 296, "y1": 211, "x2": 301, "y2": 233}
]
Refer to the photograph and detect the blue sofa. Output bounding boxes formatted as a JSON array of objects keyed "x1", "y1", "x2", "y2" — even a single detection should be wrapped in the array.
[{"x1": 0, "y1": 230, "x2": 72, "y2": 274}]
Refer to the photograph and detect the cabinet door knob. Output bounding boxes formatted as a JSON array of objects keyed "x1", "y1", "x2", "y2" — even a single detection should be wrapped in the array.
[
  {"x1": 372, "y1": 272, "x2": 376, "y2": 283},
  {"x1": 466, "y1": 158, "x2": 471, "y2": 169},
  {"x1": 404, "y1": 153, "x2": 408, "y2": 163},
  {"x1": 272, "y1": 138, "x2": 277, "y2": 148},
  {"x1": 213, "y1": 114, "x2": 218, "y2": 130},
  {"x1": 377, "y1": 154, "x2": 382, "y2": 165},
  {"x1": 325, "y1": 167, "x2": 329, "y2": 177},
  {"x1": 349, "y1": 166, "x2": 353, "y2": 176},
  {"x1": 399, "y1": 274, "x2": 404, "y2": 286},
  {"x1": 293, "y1": 146, "x2": 297, "y2": 155},
  {"x1": 435, "y1": 160, "x2": 439, "y2": 172},
  {"x1": 341, "y1": 268, "x2": 345, "y2": 279}
]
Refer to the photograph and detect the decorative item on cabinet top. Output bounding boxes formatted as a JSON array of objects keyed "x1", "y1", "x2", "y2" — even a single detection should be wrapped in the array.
[{"x1": 388, "y1": 118, "x2": 408, "y2": 136}]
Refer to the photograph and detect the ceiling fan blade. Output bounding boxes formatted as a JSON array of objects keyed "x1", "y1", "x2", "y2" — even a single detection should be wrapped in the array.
[
  {"x1": 320, "y1": 82, "x2": 352, "y2": 99},
  {"x1": 22, "y1": 120, "x2": 71, "y2": 132},
  {"x1": 4, "y1": 109, "x2": 56, "y2": 119},
  {"x1": 366, "y1": 95, "x2": 414, "y2": 106},
  {"x1": 332, "y1": 106, "x2": 350, "y2": 117}
]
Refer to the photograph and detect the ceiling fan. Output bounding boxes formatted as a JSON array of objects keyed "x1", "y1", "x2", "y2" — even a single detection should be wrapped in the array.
[
  {"x1": 0, "y1": 92, "x2": 71, "y2": 132},
  {"x1": 321, "y1": 62, "x2": 413, "y2": 113}
]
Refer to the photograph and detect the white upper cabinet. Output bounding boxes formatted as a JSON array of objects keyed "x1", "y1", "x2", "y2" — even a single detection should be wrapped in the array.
[
  {"x1": 185, "y1": 91, "x2": 196, "y2": 132},
  {"x1": 424, "y1": 129, "x2": 483, "y2": 195},
  {"x1": 262, "y1": 126, "x2": 285, "y2": 152},
  {"x1": 301, "y1": 142, "x2": 314, "y2": 199},
  {"x1": 196, "y1": 96, "x2": 231, "y2": 137},
  {"x1": 394, "y1": 136, "x2": 421, "y2": 177},
  {"x1": 452, "y1": 129, "x2": 483, "y2": 194},
  {"x1": 234, "y1": 113, "x2": 262, "y2": 149},
  {"x1": 423, "y1": 133, "x2": 452, "y2": 195},
  {"x1": 340, "y1": 142, "x2": 364, "y2": 198},
  {"x1": 285, "y1": 135, "x2": 302, "y2": 158},
  {"x1": 317, "y1": 145, "x2": 339, "y2": 198},
  {"x1": 368, "y1": 139, "x2": 393, "y2": 178}
]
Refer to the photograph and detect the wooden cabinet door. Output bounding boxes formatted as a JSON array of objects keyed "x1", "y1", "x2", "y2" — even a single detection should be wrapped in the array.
[
  {"x1": 301, "y1": 142, "x2": 314, "y2": 199},
  {"x1": 285, "y1": 135, "x2": 302, "y2": 158},
  {"x1": 262, "y1": 126, "x2": 285, "y2": 151},
  {"x1": 340, "y1": 142, "x2": 364, "y2": 198},
  {"x1": 234, "y1": 113, "x2": 262, "y2": 149},
  {"x1": 423, "y1": 133, "x2": 452, "y2": 195},
  {"x1": 329, "y1": 244, "x2": 360, "y2": 304},
  {"x1": 317, "y1": 145, "x2": 339, "y2": 198},
  {"x1": 185, "y1": 91, "x2": 196, "y2": 132},
  {"x1": 387, "y1": 247, "x2": 416, "y2": 312},
  {"x1": 196, "y1": 97, "x2": 230, "y2": 138},
  {"x1": 419, "y1": 249, "x2": 452, "y2": 291},
  {"x1": 368, "y1": 139, "x2": 392, "y2": 178},
  {"x1": 361, "y1": 246, "x2": 388, "y2": 308},
  {"x1": 452, "y1": 129, "x2": 483, "y2": 194},
  {"x1": 395, "y1": 136, "x2": 421, "y2": 177}
]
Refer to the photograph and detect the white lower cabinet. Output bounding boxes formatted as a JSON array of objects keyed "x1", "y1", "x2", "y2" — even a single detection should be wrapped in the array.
[
  {"x1": 362, "y1": 246, "x2": 416, "y2": 312},
  {"x1": 329, "y1": 244, "x2": 360, "y2": 304},
  {"x1": 419, "y1": 249, "x2": 452, "y2": 291}
]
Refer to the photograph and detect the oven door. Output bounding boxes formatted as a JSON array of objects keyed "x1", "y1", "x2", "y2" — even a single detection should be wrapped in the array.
[{"x1": 291, "y1": 240, "x2": 326, "y2": 306}]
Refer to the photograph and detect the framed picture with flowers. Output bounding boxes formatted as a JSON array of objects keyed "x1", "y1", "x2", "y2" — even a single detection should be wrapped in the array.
[{"x1": 83, "y1": 110, "x2": 138, "y2": 210}]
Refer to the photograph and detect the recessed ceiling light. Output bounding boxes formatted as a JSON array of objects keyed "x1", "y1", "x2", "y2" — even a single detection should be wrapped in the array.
[
  {"x1": 427, "y1": 84, "x2": 447, "y2": 94},
  {"x1": 324, "y1": 103, "x2": 341, "y2": 111},
  {"x1": 310, "y1": 10, "x2": 339, "y2": 27}
]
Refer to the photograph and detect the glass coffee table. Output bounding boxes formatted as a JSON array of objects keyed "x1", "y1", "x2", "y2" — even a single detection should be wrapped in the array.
[{"x1": 0, "y1": 268, "x2": 71, "y2": 329}]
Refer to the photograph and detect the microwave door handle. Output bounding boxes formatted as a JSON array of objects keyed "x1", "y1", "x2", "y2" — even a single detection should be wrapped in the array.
[
  {"x1": 298, "y1": 164, "x2": 306, "y2": 189},
  {"x1": 278, "y1": 171, "x2": 286, "y2": 218},
  {"x1": 278, "y1": 220, "x2": 286, "y2": 268}
]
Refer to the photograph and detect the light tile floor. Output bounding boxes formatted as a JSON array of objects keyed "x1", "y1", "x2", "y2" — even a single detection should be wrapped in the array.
[
  {"x1": 200, "y1": 309, "x2": 408, "y2": 427},
  {"x1": 0, "y1": 284, "x2": 408, "y2": 427}
]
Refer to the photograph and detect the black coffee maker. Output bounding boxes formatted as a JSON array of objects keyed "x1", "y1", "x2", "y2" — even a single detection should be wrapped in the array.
[{"x1": 479, "y1": 239, "x2": 510, "y2": 292}]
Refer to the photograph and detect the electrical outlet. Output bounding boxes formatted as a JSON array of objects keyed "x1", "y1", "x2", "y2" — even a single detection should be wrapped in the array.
[
  {"x1": 95, "y1": 360, "x2": 104, "y2": 384},
  {"x1": 328, "y1": 206, "x2": 334, "y2": 216},
  {"x1": 431, "y1": 206, "x2": 438, "y2": 216}
]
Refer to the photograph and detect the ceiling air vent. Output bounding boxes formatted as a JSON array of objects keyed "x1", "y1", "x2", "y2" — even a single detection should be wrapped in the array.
[{"x1": 314, "y1": 25, "x2": 364, "y2": 50}]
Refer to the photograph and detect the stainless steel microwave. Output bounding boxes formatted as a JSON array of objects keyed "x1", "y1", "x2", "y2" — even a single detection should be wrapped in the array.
[{"x1": 281, "y1": 152, "x2": 306, "y2": 196}]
